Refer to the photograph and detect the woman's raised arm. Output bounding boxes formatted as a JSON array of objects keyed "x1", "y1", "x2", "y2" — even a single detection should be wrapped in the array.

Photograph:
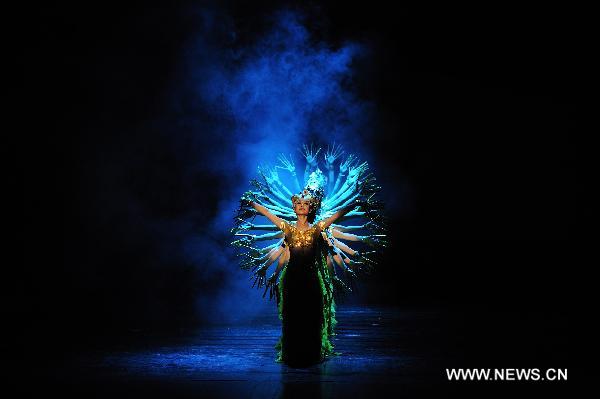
[
  {"x1": 319, "y1": 202, "x2": 358, "y2": 231},
  {"x1": 251, "y1": 201, "x2": 285, "y2": 228}
]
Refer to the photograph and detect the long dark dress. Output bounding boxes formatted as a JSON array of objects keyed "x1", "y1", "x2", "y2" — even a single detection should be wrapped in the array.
[{"x1": 275, "y1": 220, "x2": 337, "y2": 367}]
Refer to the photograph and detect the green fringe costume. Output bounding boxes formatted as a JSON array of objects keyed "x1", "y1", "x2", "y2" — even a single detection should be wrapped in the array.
[{"x1": 273, "y1": 220, "x2": 339, "y2": 365}]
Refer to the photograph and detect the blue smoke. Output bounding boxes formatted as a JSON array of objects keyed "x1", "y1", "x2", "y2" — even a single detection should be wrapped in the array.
[{"x1": 169, "y1": 6, "x2": 378, "y2": 324}]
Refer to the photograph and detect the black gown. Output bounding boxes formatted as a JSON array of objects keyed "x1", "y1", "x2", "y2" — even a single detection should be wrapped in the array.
[{"x1": 275, "y1": 220, "x2": 337, "y2": 367}]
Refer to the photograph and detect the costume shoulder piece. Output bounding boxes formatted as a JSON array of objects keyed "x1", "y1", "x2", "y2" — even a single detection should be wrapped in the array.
[{"x1": 231, "y1": 142, "x2": 388, "y2": 300}]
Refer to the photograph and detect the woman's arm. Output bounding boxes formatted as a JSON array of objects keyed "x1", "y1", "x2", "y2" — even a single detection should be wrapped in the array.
[
  {"x1": 276, "y1": 154, "x2": 302, "y2": 193},
  {"x1": 331, "y1": 229, "x2": 387, "y2": 247},
  {"x1": 332, "y1": 237, "x2": 358, "y2": 256},
  {"x1": 301, "y1": 143, "x2": 320, "y2": 183},
  {"x1": 327, "y1": 164, "x2": 335, "y2": 195},
  {"x1": 264, "y1": 246, "x2": 290, "y2": 299},
  {"x1": 324, "y1": 143, "x2": 343, "y2": 194},
  {"x1": 319, "y1": 202, "x2": 358, "y2": 231},
  {"x1": 330, "y1": 222, "x2": 368, "y2": 232},
  {"x1": 332, "y1": 154, "x2": 354, "y2": 195},
  {"x1": 272, "y1": 246, "x2": 289, "y2": 276},
  {"x1": 331, "y1": 229, "x2": 362, "y2": 241},
  {"x1": 233, "y1": 230, "x2": 284, "y2": 243},
  {"x1": 250, "y1": 201, "x2": 284, "y2": 228}
]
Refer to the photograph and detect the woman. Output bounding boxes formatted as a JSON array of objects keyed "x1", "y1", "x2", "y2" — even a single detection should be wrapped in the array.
[
  {"x1": 232, "y1": 143, "x2": 387, "y2": 367},
  {"x1": 248, "y1": 188, "x2": 357, "y2": 366}
]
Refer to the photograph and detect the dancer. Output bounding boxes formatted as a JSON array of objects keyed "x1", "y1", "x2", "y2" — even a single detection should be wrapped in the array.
[{"x1": 232, "y1": 143, "x2": 387, "y2": 366}]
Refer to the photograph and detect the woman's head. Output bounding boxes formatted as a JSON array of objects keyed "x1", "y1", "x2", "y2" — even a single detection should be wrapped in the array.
[
  {"x1": 292, "y1": 190, "x2": 320, "y2": 223},
  {"x1": 291, "y1": 170, "x2": 326, "y2": 223},
  {"x1": 293, "y1": 197, "x2": 311, "y2": 216}
]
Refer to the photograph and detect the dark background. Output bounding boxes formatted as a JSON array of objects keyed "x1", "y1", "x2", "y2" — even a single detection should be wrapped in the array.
[{"x1": 16, "y1": 0, "x2": 580, "y2": 371}]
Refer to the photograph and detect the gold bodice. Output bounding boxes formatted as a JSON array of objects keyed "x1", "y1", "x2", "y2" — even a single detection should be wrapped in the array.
[{"x1": 279, "y1": 220, "x2": 326, "y2": 248}]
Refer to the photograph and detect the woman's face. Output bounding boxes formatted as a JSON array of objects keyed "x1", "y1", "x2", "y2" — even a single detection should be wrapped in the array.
[{"x1": 294, "y1": 199, "x2": 311, "y2": 216}]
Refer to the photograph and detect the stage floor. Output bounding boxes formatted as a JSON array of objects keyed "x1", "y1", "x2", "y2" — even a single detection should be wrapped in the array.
[{"x1": 26, "y1": 306, "x2": 569, "y2": 398}]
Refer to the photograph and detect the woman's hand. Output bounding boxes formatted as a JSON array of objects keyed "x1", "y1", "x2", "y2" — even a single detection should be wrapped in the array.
[
  {"x1": 331, "y1": 275, "x2": 352, "y2": 293},
  {"x1": 253, "y1": 264, "x2": 269, "y2": 288},
  {"x1": 239, "y1": 222, "x2": 254, "y2": 230},
  {"x1": 240, "y1": 191, "x2": 258, "y2": 207},
  {"x1": 352, "y1": 250, "x2": 377, "y2": 274},
  {"x1": 265, "y1": 272, "x2": 280, "y2": 299},
  {"x1": 362, "y1": 234, "x2": 388, "y2": 248},
  {"x1": 267, "y1": 271, "x2": 278, "y2": 285},
  {"x1": 339, "y1": 154, "x2": 356, "y2": 173},
  {"x1": 301, "y1": 143, "x2": 321, "y2": 168},
  {"x1": 232, "y1": 233, "x2": 256, "y2": 246},
  {"x1": 324, "y1": 142, "x2": 344, "y2": 170},
  {"x1": 276, "y1": 154, "x2": 296, "y2": 175},
  {"x1": 347, "y1": 161, "x2": 368, "y2": 182},
  {"x1": 269, "y1": 167, "x2": 281, "y2": 184},
  {"x1": 235, "y1": 221, "x2": 255, "y2": 232},
  {"x1": 261, "y1": 166, "x2": 280, "y2": 186}
]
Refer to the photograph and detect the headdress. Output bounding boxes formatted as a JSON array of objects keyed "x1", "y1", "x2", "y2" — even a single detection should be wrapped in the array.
[{"x1": 291, "y1": 169, "x2": 326, "y2": 213}]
